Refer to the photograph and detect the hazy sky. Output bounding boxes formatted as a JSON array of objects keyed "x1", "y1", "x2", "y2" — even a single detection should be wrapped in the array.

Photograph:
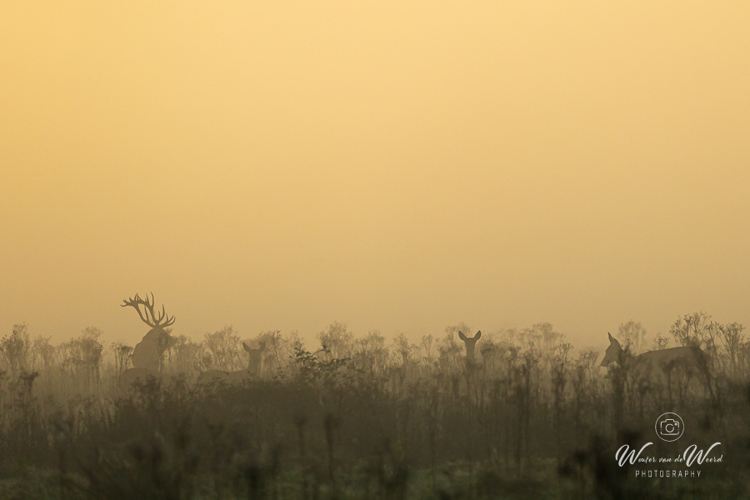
[{"x1": 2, "y1": 2, "x2": 749, "y2": 349}]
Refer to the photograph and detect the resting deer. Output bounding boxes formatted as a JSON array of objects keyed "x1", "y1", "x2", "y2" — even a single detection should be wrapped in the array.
[
  {"x1": 600, "y1": 332, "x2": 713, "y2": 398},
  {"x1": 197, "y1": 341, "x2": 266, "y2": 386},
  {"x1": 118, "y1": 293, "x2": 177, "y2": 390},
  {"x1": 458, "y1": 330, "x2": 482, "y2": 362}
]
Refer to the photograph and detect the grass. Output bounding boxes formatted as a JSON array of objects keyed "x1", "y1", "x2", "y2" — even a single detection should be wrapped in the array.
[{"x1": 0, "y1": 321, "x2": 748, "y2": 498}]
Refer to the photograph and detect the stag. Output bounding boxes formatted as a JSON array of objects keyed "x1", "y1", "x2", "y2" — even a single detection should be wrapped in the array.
[
  {"x1": 118, "y1": 293, "x2": 176, "y2": 390},
  {"x1": 197, "y1": 341, "x2": 266, "y2": 386},
  {"x1": 458, "y1": 330, "x2": 482, "y2": 363}
]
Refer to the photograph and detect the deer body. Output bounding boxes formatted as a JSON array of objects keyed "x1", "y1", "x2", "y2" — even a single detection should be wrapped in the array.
[
  {"x1": 197, "y1": 342, "x2": 266, "y2": 386},
  {"x1": 132, "y1": 328, "x2": 176, "y2": 371},
  {"x1": 601, "y1": 333, "x2": 711, "y2": 393}
]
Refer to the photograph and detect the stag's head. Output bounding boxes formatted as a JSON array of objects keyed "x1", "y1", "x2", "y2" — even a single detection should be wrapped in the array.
[
  {"x1": 600, "y1": 332, "x2": 623, "y2": 367},
  {"x1": 458, "y1": 330, "x2": 482, "y2": 361},
  {"x1": 122, "y1": 293, "x2": 176, "y2": 369}
]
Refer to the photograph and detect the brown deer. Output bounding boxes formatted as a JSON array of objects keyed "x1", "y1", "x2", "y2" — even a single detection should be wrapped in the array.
[
  {"x1": 118, "y1": 293, "x2": 177, "y2": 390},
  {"x1": 458, "y1": 330, "x2": 482, "y2": 362},
  {"x1": 600, "y1": 332, "x2": 713, "y2": 398},
  {"x1": 197, "y1": 341, "x2": 266, "y2": 385}
]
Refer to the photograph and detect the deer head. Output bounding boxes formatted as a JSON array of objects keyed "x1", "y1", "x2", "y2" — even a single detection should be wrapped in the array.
[
  {"x1": 600, "y1": 332, "x2": 623, "y2": 367},
  {"x1": 122, "y1": 293, "x2": 176, "y2": 371},
  {"x1": 243, "y1": 341, "x2": 266, "y2": 376},
  {"x1": 458, "y1": 330, "x2": 482, "y2": 362}
]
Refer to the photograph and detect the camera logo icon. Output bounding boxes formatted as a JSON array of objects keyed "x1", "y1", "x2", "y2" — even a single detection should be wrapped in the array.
[{"x1": 655, "y1": 412, "x2": 685, "y2": 442}]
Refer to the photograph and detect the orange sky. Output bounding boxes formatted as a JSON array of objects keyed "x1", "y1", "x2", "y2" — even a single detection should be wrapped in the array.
[{"x1": 1, "y1": 2, "x2": 749, "y2": 349}]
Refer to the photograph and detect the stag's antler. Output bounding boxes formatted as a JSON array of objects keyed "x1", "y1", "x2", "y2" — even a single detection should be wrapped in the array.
[{"x1": 121, "y1": 292, "x2": 175, "y2": 328}]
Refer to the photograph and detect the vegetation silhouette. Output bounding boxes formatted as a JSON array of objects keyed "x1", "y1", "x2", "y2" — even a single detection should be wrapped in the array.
[{"x1": 0, "y1": 309, "x2": 747, "y2": 499}]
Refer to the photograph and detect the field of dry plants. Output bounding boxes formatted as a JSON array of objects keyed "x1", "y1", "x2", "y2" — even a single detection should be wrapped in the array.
[{"x1": 0, "y1": 310, "x2": 748, "y2": 499}]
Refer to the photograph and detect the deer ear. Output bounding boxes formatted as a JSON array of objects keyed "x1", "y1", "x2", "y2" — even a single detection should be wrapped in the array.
[
  {"x1": 474, "y1": 330, "x2": 481, "y2": 340},
  {"x1": 243, "y1": 342, "x2": 251, "y2": 353},
  {"x1": 458, "y1": 331, "x2": 468, "y2": 341},
  {"x1": 608, "y1": 332, "x2": 614, "y2": 343}
]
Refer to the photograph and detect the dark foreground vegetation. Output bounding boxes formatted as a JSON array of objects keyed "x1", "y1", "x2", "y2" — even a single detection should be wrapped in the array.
[{"x1": 0, "y1": 312, "x2": 749, "y2": 499}]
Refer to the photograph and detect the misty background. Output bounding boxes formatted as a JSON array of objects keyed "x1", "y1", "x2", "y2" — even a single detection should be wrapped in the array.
[{"x1": 1, "y1": 2, "x2": 749, "y2": 350}]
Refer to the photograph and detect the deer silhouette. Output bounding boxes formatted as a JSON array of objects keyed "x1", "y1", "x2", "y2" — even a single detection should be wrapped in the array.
[
  {"x1": 458, "y1": 330, "x2": 482, "y2": 362},
  {"x1": 197, "y1": 341, "x2": 266, "y2": 385},
  {"x1": 600, "y1": 332, "x2": 713, "y2": 398},
  {"x1": 118, "y1": 293, "x2": 177, "y2": 390}
]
